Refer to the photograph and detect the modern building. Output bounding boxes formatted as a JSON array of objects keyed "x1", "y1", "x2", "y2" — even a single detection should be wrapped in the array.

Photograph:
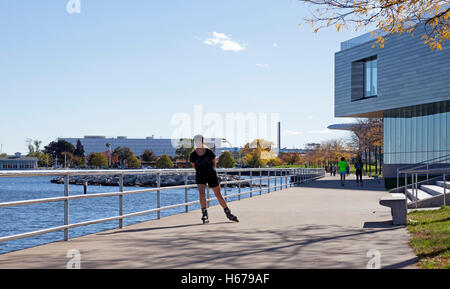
[
  {"x1": 0, "y1": 153, "x2": 38, "y2": 170},
  {"x1": 60, "y1": 136, "x2": 223, "y2": 158},
  {"x1": 334, "y1": 24, "x2": 450, "y2": 177}
]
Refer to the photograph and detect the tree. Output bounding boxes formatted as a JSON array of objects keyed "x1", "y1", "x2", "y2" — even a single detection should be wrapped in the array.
[
  {"x1": 0, "y1": 153, "x2": 8, "y2": 157},
  {"x1": 298, "y1": 0, "x2": 449, "y2": 50},
  {"x1": 43, "y1": 140, "x2": 76, "y2": 166},
  {"x1": 74, "y1": 139, "x2": 85, "y2": 158},
  {"x1": 27, "y1": 151, "x2": 52, "y2": 167},
  {"x1": 126, "y1": 154, "x2": 141, "y2": 169},
  {"x1": 141, "y1": 149, "x2": 157, "y2": 162},
  {"x1": 175, "y1": 139, "x2": 194, "y2": 162},
  {"x1": 112, "y1": 147, "x2": 134, "y2": 167},
  {"x1": 245, "y1": 147, "x2": 267, "y2": 168},
  {"x1": 155, "y1": 154, "x2": 174, "y2": 169},
  {"x1": 218, "y1": 151, "x2": 236, "y2": 168},
  {"x1": 267, "y1": 157, "x2": 283, "y2": 167},
  {"x1": 61, "y1": 152, "x2": 74, "y2": 168},
  {"x1": 280, "y1": 153, "x2": 303, "y2": 165},
  {"x1": 72, "y1": 156, "x2": 84, "y2": 168},
  {"x1": 87, "y1": 153, "x2": 108, "y2": 168},
  {"x1": 349, "y1": 118, "x2": 383, "y2": 174},
  {"x1": 33, "y1": 140, "x2": 42, "y2": 152}
]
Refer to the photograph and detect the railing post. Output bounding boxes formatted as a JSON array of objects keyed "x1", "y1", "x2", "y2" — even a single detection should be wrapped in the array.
[
  {"x1": 64, "y1": 174, "x2": 69, "y2": 241},
  {"x1": 280, "y1": 169, "x2": 282, "y2": 189},
  {"x1": 274, "y1": 170, "x2": 277, "y2": 191},
  {"x1": 250, "y1": 170, "x2": 253, "y2": 197},
  {"x1": 444, "y1": 173, "x2": 447, "y2": 207},
  {"x1": 185, "y1": 172, "x2": 189, "y2": 213},
  {"x1": 285, "y1": 169, "x2": 288, "y2": 189},
  {"x1": 426, "y1": 164, "x2": 429, "y2": 184},
  {"x1": 404, "y1": 173, "x2": 408, "y2": 198},
  {"x1": 259, "y1": 170, "x2": 262, "y2": 195},
  {"x1": 238, "y1": 170, "x2": 241, "y2": 200},
  {"x1": 119, "y1": 174, "x2": 124, "y2": 229},
  {"x1": 268, "y1": 170, "x2": 271, "y2": 193},
  {"x1": 415, "y1": 173, "x2": 418, "y2": 208},
  {"x1": 157, "y1": 172, "x2": 161, "y2": 219}
]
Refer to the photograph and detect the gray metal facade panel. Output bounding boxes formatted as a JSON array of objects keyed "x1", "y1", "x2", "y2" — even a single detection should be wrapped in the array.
[{"x1": 335, "y1": 26, "x2": 450, "y2": 117}]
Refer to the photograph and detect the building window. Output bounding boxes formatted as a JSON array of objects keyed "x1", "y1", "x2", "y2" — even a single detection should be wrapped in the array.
[
  {"x1": 351, "y1": 55, "x2": 377, "y2": 101},
  {"x1": 364, "y1": 57, "x2": 377, "y2": 97}
]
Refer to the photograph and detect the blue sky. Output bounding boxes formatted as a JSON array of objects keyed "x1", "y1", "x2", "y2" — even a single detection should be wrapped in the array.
[{"x1": 0, "y1": 0, "x2": 371, "y2": 154}]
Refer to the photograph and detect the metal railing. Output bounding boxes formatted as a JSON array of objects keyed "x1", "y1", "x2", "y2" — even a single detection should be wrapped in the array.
[
  {"x1": 0, "y1": 167, "x2": 325, "y2": 243},
  {"x1": 396, "y1": 154, "x2": 450, "y2": 190},
  {"x1": 397, "y1": 159, "x2": 450, "y2": 208}
]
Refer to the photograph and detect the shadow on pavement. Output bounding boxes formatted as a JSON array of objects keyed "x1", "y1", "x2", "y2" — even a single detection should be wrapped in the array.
[
  {"x1": 297, "y1": 176, "x2": 386, "y2": 192},
  {"x1": 363, "y1": 221, "x2": 404, "y2": 229}
]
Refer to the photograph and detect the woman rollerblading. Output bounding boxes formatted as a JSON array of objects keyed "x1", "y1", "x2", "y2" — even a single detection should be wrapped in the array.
[{"x1": 190, "y1": 134, "x2": 239, "y2": 224}]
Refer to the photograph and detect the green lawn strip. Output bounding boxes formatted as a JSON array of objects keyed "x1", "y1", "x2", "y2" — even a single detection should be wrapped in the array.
[{"x1": 407, "y1": 206, "x2": 450, "y2": 269}]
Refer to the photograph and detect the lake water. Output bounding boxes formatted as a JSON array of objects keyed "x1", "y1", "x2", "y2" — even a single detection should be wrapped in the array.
[{"x1": 0, "y1": 175, "x2": 280, "y2": 254}]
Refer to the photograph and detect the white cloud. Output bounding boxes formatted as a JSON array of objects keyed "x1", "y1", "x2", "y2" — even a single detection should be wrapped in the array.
[
  {"x1": 203, "y1": 32, "x2": 246, "y2": 52},
  {"x1": 256, "y1": 63, "x2": 269, "y2": 68},
  {"x1": 273, "y1": 43, "x2": 278, "y2": 48},
  {"x1": 283, "y1": 129, "x2": 303, "y2": 136}
]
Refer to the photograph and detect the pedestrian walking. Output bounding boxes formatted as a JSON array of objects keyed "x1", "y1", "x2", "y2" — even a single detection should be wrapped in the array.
[{"x1": 355, "y1": 158, "x2": 364, "y2": 186}]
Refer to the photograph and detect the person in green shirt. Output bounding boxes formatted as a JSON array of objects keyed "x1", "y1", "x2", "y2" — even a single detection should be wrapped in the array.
[{"x1": 338, "y1": 157, "x2": 347, "y2": 186}]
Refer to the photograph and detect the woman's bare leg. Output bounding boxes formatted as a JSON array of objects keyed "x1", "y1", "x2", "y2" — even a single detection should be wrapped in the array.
[
  {"x1": 197, "y1": 184, "x2": 207, "y2": 209},
  {"x1": 211, "y1": 185, "x2": 227, "y2": 209}
]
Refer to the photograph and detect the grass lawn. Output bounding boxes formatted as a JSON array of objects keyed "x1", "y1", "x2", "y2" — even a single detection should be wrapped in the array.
[{"x1": 407, "y1": 206, "x2": 450, "y2": 269}]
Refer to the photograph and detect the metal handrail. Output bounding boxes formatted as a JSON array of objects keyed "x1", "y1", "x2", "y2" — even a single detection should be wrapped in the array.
[
  {"x1": 396, "y1": 153, "x2": 450, "y2": 190},
  {"x1": 0, "y1": 167, "x2": 325, "y2": 244},
  {"x1": 395, "y1": 155, "x2": 450, "y2": 209},
  {"x1": 400, "y1": 167, "x2": 450, "y2": 174}
]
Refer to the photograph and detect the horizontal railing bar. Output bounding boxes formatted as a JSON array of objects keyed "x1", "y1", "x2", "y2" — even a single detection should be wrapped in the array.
[
  {"x1": 0, "y1": 196, "x2": 68, "y2": 208},
  {"x1": 399, "y1": 168, "x2": 450, "y2": 174},
  {"x1": 0, "y1": 225, "x2": 68, "y2": 243}
]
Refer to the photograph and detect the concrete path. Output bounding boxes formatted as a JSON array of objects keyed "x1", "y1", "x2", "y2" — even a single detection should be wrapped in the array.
[{"x1": 0, "y1": 175, "x2": 418, "y2": 269}]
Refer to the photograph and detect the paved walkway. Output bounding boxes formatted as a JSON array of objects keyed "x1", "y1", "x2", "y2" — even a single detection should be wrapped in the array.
[{"x1": 0, "y1": 175, "x2": 418, "y2": 269}]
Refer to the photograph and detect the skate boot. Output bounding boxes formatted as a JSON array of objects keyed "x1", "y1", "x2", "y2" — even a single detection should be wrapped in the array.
[
  {"x1": 224, "y1": 207, "x2": 239, "y2": 222},
  {"x1": 201, "y1": 208, "x2": 209, "y2": 224}
]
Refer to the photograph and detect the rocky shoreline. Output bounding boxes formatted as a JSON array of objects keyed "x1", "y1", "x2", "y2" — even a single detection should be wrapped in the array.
[{"x1": 50, "y1": 173, "x2": 261, "y2": 188}]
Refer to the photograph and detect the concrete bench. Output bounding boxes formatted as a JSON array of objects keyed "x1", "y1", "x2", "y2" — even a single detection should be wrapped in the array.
[{"x1": 379, "y1": 193, "x2": 407, "y2": 225}]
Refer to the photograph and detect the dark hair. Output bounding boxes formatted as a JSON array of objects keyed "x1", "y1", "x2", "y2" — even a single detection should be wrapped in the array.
[{"x1": 341, "y1": 157, "x2": 345, "y2": 161}]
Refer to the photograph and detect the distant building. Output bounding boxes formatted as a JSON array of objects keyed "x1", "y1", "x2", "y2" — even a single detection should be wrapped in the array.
[
  {"x1": 279, "y1": 148, "x2": 306, "y2": 154},
  {"x1": 305, "y1": 143, "x2": 321, "y2": 150},
  {"x1": 0, "y1": 153, "x2": 38, "y2": 170},
  {"x1": 59, "y1": 136, "x2": 223, "y2": 158}
]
